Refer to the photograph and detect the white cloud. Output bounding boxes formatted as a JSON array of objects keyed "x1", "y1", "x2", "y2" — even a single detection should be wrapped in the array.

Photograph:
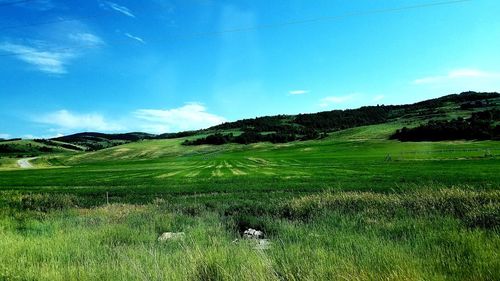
[
  {"x1": 0, "y1": 133, "x2": 11, "y2": 139},
  {"x1": 33, "y1": 104, "x2": 227, "y2": 136},
  {"x1": 0, "y1": 42, "x2": 74, "y2": 74},
  {"x1": 372, "y1": 95, "x2": 385, "y2": 102},
  {"x1": 124, "y1": 33, "x2": 145, "y2": 44},
  {"x1": 319, "y1": 94, "x2": 356, "y2": 108},
  {"x1": 448, "y1": 69, "x2": 492, "y2": 78},
  {"x1": 289, "y1": 90, "x2": 309, "y2": 95},
  {"x1": 101, "y1": 1, "x2": 135, "y2": 18},
  {"x1": 68, "y1": 33, "x2": 104, "y2": 46},
  {"x1": 413, "y1": 69, "x2": 500, "y2": 85},
  {"x1": 21, "y1": 133, "x2": 64, "y2": 140},
  {"x1": 134, "y1": 103, "x2": 227, "y2": 133},
  {"x1": 36, "y1": 110, "x2": 124, "y2": 132}
]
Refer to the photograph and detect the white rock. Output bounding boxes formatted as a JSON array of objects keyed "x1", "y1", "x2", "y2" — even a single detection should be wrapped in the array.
[
  {"x1": 243, "y1": 228, "x2": 264, "y2": 239},
  {"x1": 236, "y1": 229, "x2": 272, "y2": 250},
  {"x1": 158, "y1": 232, "x2": 185, "y2": 242}
]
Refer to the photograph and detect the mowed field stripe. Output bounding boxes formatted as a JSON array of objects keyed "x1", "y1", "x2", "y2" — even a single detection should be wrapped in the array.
[
  {"x1": 184, "y1": 170, "x2": 200, "y2": 177},
  {"x1": 156, "y1": 171, "x2": 182, "y2": 178},
  {"x1": 211, "y1": 169, "x2": 224, "y2": 177},
  {"x1": 230, "y1": 168, "x2": 247, "y2": 175}
]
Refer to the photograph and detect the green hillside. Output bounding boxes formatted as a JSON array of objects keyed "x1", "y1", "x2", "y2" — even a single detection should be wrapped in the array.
[
  {"x1": 2, "y1": 91, "x2": 494, "y2": 156},
  {"x1": 188, "y1": 91, "x2": 499, "y2": 145}
]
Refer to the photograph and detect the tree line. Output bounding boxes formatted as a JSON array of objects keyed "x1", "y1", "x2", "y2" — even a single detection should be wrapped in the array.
[
  {"x1": 183, "y1": 128, "x2": 328, "y2": 146},
  {"x1": 33, "y1": 139, "x2": 84, "y2": 151},
  {"x1": 0, "y1": 143, "x2": 54, "y2": 155},
  {"x1": 391, "y1": 109, "x2": 500, "y2": 141}
]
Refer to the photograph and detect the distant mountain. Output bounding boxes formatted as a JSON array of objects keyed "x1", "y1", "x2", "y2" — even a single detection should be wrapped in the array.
[{"x1": 52, "y1": 132, "x2": 155, "y2": 151}]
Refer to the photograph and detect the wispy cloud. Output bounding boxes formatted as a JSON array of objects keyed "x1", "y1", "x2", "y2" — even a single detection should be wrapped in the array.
[
  {"x1": 15, "y1": 0, "x2": 54, "y2": 11},
  {"x1": 36, "y1": 110, "x2": 124, "y2": 132},
  {"x1": 124, "y1": 33, "x2": 145, "y2": 44},
  {"x1": 101, "y1": 1, "x2": 135, "y2": 18},
  {"x1": 319, "y1": 94, "x2": 356, "y2": 108},
  {"x1": 0, "y1": 42, "x2": 74, "y2": 74},
  {"x1": 68, "y1": 33, "x2": 104, "y2": 46},
  {"x1": 372, "y1": 95, "x2": 385, "y2": 102},
  {"x1": 289, "y1": 90, "x2": 309, "y2": 95},
  {"x1": 1, "y1": 31, "x2": 103, "y2": 74},
  {"x1": 134, "y1": 103, "x2": 227, "y2": 133},
  {"x1": 413, "y1": 69, "x2": 500, "y2": 85}
]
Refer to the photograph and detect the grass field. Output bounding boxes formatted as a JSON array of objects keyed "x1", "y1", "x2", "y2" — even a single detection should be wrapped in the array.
[{"x1": 0, "y1": 123, "x2": 499, "y2": 280}]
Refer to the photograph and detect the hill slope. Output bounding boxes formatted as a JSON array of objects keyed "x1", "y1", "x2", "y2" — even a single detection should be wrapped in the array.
[
  {"x1": 185, "y1": 91, "x2": 500, "y2": 145},
  {"x1": 1, "y1": 91, "x2": 497, "y2": 157}
]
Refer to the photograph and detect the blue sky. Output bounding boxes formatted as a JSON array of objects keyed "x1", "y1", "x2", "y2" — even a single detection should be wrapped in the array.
[{"x1": 1, "y1": 0, "x2": 499, "y2": 138}]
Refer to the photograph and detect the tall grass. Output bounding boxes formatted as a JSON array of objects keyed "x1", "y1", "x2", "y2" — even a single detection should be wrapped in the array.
[
  {"x1": 0, "y1": 188, "x2": 498, "y2": 280},
  {"x1": 284, "y1": 187, "x2": 500, "y2": 228}
]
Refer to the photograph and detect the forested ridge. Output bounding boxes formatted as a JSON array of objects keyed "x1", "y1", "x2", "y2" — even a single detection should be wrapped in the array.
[{"x1": 185, "y1": 91, "x2": 499, "y2": 145}]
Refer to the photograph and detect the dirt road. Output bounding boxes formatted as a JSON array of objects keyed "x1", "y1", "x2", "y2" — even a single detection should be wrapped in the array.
[{"x1": 17, "y1": 157, "x2": 37, "y2": 168}]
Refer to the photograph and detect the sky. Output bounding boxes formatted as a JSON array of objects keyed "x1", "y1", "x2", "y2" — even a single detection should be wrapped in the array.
[{"x1": 1, "y1": 0, "x2": 499, "y2": 138}]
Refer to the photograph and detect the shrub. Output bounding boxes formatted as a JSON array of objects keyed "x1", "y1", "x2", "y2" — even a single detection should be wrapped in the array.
[{"x1": 8, "y1": 193, "x2": 78, "y2": 212}]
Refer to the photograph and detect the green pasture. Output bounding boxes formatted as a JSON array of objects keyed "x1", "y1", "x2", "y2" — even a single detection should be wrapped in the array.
[{"x1": 1, "y1": 130, "x2": 499, "y2": 193}]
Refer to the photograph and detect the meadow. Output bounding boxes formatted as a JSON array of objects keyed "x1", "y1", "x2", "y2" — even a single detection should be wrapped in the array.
[{"x1": 0, "y1": 124, "x2": 499, "y2": 280}]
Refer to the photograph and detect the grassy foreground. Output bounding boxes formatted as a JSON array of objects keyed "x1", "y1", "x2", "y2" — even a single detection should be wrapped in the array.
[
  {"x1": 0, "y1": 127, "x2": 499, "y2": 280},
  {"x1": 0, "y1": 188, "x2": 498, "y2": 280}
]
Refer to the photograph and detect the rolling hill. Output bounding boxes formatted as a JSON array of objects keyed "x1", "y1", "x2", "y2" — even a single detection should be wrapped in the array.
[
  {"x1": 0, "y1": 91, "x2": 498, "y2": 161},
  {"x1": 45, "y1": 91, "x2": 500, "y2": 150}
]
